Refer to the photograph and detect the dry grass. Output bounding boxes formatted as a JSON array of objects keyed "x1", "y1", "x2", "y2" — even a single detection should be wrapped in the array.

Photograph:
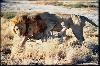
[{"x1": 1, "y1": 12, "x2": 99, "y2": 65}]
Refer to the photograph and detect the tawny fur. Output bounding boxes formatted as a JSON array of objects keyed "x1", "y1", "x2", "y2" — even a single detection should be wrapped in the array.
[
  {"x1": 10, "y1": 13, "x2": 47, "y2": 47},
  {"x1": 10, "y1": 12, "x2": 98, "y2": 46}
]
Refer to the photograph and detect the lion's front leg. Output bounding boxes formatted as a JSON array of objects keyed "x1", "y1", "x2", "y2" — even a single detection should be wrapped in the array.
[
  {"x1": 42, "y1": 23, "x2": 55, "y2": 42},
  {"x1": 58, "y1": 22, "x2": 67, "y2": 43},
  {"x1": 58, "y1": 27, "x2": 66, "y2": 37},
  {"x1": 58, "y1": 27, "x2": 67, "y2": 43},
  {"x1": 21, "y1": 36, "x2": 29, "y2": 47}
]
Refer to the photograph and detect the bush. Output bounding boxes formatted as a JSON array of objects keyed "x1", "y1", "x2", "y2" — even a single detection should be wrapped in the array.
[
  {"x1": 54, "y1": 2, "x2": 63, "y2": 6},
  {"x1": 1, "y1": 12, "x2": 16, "y2": 19},
  {"x1": 63, "y1": 3, "x2": 87, "y2": 8},
  {"x1": 63, "y1": 3, "x2": 98, "y2": 8}
]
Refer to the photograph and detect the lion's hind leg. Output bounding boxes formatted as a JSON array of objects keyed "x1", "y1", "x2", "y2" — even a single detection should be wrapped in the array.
[
  {"x1": 71, "y1": 26, "x2": 85, "y2": 43},
  {"x1": 21, "y1": 36, "x2": 29, "y2": 47}
]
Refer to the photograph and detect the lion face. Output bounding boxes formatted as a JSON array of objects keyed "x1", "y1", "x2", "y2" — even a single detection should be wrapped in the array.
[
  {"x1": 10, "y1": 14, "x2": 27, "y2": 36},
  {"x1": 13, "y1": 23, "x2": 26, "y2": 36}
]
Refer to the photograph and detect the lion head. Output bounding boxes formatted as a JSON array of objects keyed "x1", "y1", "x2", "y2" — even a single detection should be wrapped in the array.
[
  {"x1": 10, "y1": 14, "x2": 28, "y2": 36},
  {"x1": 10, "y1": 12, "x2": 47, "y2": 40}
]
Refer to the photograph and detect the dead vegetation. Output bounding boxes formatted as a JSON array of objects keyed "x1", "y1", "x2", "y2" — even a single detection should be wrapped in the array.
[{"x1": 1, "y1": 11, "x2": 99, "y2": 65}]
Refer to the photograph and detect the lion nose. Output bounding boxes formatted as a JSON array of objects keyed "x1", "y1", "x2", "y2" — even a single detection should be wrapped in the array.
[{"x1": 18, "y1": 33, "x2": 21, "y2": 36}]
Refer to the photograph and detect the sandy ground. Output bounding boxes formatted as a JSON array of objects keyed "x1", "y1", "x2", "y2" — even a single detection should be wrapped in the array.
[{"x1": 1, "y1": 1, "x2": 99, "y2": 65}]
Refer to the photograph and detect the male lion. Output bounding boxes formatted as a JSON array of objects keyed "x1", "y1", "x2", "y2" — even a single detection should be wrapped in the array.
[
  {"x1": 10, "y1": 12, "x2": 98, "y2": 46},
  {"x1": 10, "y1": 13, "x2": 47, "y2": 47},
  {"x1": 31, "y1": 12, "x2": 98, "y2": 43}
]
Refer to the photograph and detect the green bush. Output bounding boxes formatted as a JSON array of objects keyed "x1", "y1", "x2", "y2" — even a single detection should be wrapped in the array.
[
  {"x1": 1, "y1": 12, "x2": 17, "y2": 19},
  {"x1": 55, "y1": 2, "x2": 63, "y2": 6},
  {"x1": 64, "y1": 3, "x2": 86, "y2": 8},
  {"x1": 72, "y1": 3, "x2": 85, "y2": 8},
  {"x1": 63, "y1": 3, "x2": 98, "y2": 8}
]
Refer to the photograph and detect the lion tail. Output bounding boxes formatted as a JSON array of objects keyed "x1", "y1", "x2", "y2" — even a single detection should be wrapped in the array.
[{"x1": 80, "y1": 15, "x2": 98, "y2": 27}]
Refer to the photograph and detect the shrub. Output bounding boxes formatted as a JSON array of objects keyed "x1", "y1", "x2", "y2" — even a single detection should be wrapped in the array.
[{"x1": 1, "y1": 12, "x2": 16, "y2": 19}]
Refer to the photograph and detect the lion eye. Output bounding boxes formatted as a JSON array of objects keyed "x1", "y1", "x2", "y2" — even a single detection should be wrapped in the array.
[
  {"x1": 14, "y1": 26, "x2": 19, "y2": 31},
  {"x1": 16, "y1": 28, "x2": 19, "y2": 30}
]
